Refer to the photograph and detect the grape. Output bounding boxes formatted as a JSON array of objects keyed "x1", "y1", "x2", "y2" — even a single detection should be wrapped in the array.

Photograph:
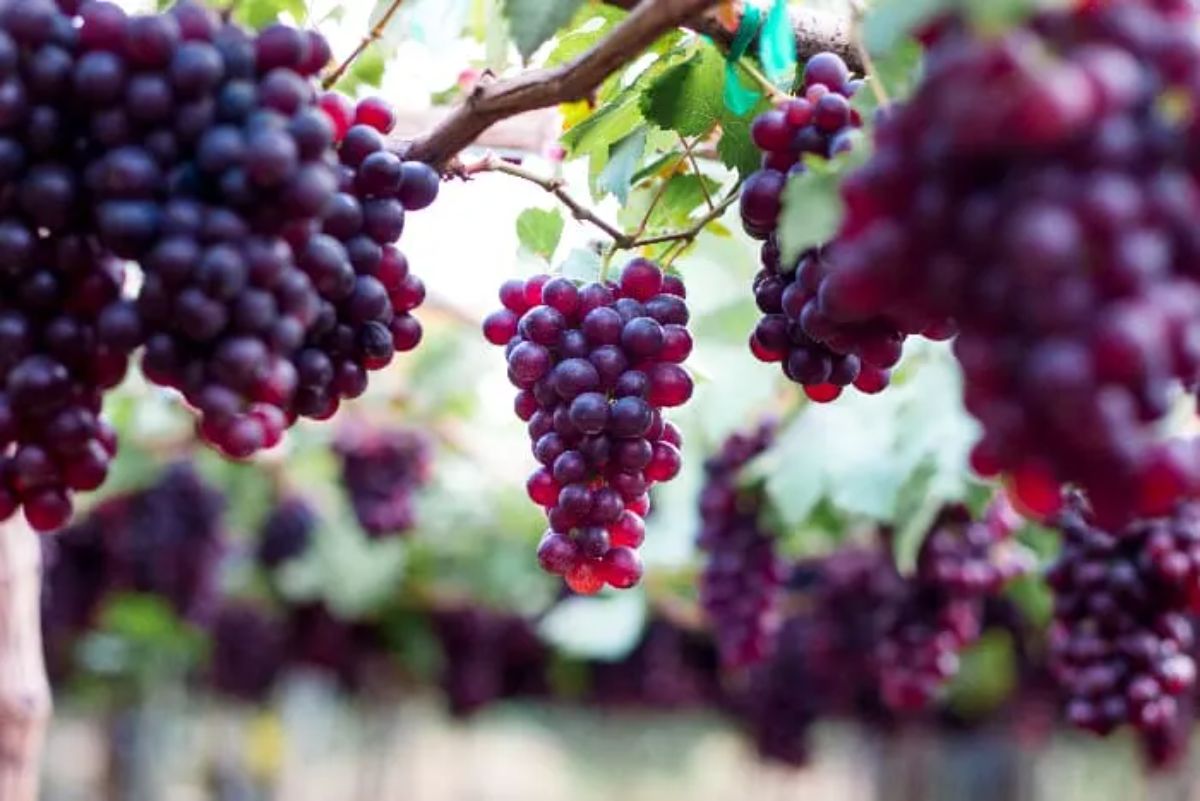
[
  {"x1": 813, "y1": 5, "x2": 1200, "y2": 526},
  {"x1": 336, "y1": 427, "x2": 433, "y2": 538},
  {"x1": 487, "y1": 260, "x2": 694, "y2": 592},
  {"x1": 431, "y1": 607, "x2": 548, "y2": 717},
  {"x1": 209, "y1": 601, "x2": 286, "y2": 702},
  {"x1": 697, "y1": 422, "x2": 785, "y2": 668},
  {"x1": 256, "y1": 496, "x2": 315, "y2": 569},
  {"x1": 1048, "y1": 494, "x2": 1200, "y2": 765},
  {"x1": 739, "y1": 55, "x2": 903, "y2": 401}
]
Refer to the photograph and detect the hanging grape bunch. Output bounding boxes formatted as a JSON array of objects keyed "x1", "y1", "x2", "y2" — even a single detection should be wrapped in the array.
[
  {"x1": 816, "y1": 2, "x2": 1200, "y2": 525},
  {"x1": 697, "y1": 422, "x2": 787, "y2": 668},
  {"x1": 335, "y1": 427, "x2": 434, "y2": 538},
  {"x1": 0, "y1": 0, "x2": 440, "y2": 533},
  {"x1": 741, "y1": 53, "x2": 902, "y2": 403},
  {"x1": 1048, "y1": 494, "x2": 1200, "y2": 764},
  {"x1": 484, "y1": 260, "x2": 693, "y2": 593}
]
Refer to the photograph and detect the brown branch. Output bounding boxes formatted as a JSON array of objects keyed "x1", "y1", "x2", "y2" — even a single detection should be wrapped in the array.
[
  {"x1": 603, "y1": 0, "x2": 860, "y2": 74},
  {"x1": 464, "y1": 155, "x2": 634, "y2": 247},
  {"x1": 0, "y1": 520, "x2": 51, "y2": 801},
  {"x1": 403, "y1": 0, "x2": 723, "y2": 167},
  {"x1": 633, "y1": 185, "x2": 739, "y2": 249},
  {"x1": 322, "y1": 0, "x2": 407, "y2": 90}
]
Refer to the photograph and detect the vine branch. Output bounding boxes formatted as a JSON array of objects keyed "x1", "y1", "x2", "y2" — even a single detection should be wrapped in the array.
[
  {"x1": 463, "y1": 155, "x2": 739, "y2": 255},
  {"x1": 602, "y1": 0, "x2": 861, "y2": 73},
  {"x1": 463, "y1": 156, "x2": 632, "y2": 246},
  {"x1": 323, "y1": 0, "x2": 407, "y2": 90},
  {"x1": 402, "y1": 0, "x2": 723, "y2": 167}
]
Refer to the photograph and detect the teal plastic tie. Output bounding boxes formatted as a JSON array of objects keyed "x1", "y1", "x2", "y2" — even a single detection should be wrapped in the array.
[
  {"x1": 723, "y1": 5, "x2": 763, "y2": 117},
  {"x1": 759, "y1": 0, "x2": 797, "y2": 84}
]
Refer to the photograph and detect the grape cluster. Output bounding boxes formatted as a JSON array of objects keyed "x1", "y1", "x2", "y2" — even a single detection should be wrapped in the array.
[
  {"x1": 41, "y1": 462, "x2": 226, "y2": 678},
  {"x1": 1047, "y1": 495, "x2": 1200, "y2": 763},
  {"x1": 209, "y1": 600, "x2": 286, "y2": 703},
  {"x1": 336, "y1": 427, "x2": 433, "y2": 538},
  {"x1": 256, "y1": 495, "x2": 315, "y2": 569},
  {"x1": 484, "y1": 259, "x2": 694, "y2": 594},
  {"x1": 740, "y1": 53, "x2": 903, "y2": 402},
  {"x1": 696, "y1": 422, "x2": 787, "y2": 668},
  {"x1": 288, "y1": 92, "x2": 437, "y2": 420},
  {"x1": 819, "y1": 3, "x2": 1200, "y2": 524},
  {"x1": 284, "y1": 601, "x2": 385, "y2": 691},
  {"x1": 588, "y1": 619, "x2": 721, "y2": 709},
  {"x1": 877, "y1": 501, "x2": 1030, "y2": 710},
  {"x1": 0, "y1": 1, "x2": 149, "y2": 530},
  {"x1": 0, "y1": 1, "x2": 439, "y2": 530},
  {"x1": 430, "y1": 606, "x2": 548, "y2": 717}
]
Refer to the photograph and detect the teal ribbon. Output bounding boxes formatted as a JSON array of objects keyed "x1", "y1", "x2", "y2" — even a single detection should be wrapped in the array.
[
  {"x1": 760, "y1": 0, "x2": 798, "y2": 84},
  {"x1": 723, "y1": 6, "x2": 763, "y2": 117}
]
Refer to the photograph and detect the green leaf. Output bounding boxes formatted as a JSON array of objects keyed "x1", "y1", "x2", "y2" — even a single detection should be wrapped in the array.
[
  {"x1": 516, "y1": 207, "x2": 565, "y2": 261},
  {"x1": 561, "y1": 92, "x2": 643, "y2": 158},
  {"x1": 862, "y1": 0, "x2": 947, "y2": 57},
  {"x1": 639, "y1": 43, "x2": 770, "y2": 177},
  {"x1": 234, "y1": 0, "x2": 307, "y2": 29},
  {"x1": 502, "y1": 0, "x2": 586, "y2": 61},
  {"x1": 546, "y1": 4, "x2": 627, "y2": 66},
  {"x1": 596, "y1": 129, "x2": 647, "y2": 204},
  {"x1": 560, "y1": 247, "x2": 603, "y2": 282},
  {"x1": 946, "y1": 631, "x2": 1018, "y2": 717},
  {"x1": 776, "y1": 144, "x2": 869, "y2": 266},
  {"x1": 539, "y1": 590, "x2": 647, "y2": 660},
  {"x1": 334, "y1": 44, "x2": 387, "y2": 94},
  {"x1": 639, "y1": 46, "x2": 724, "y2": 139}
]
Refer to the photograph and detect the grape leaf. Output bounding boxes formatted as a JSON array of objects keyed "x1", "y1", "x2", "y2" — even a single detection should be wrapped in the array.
[
  {"x1": 561, "y1": 92, "x2": 643, "y2": 159},
  {"x1": 640, "y1": 43, "x2": 771, "y2": 176},
  {"x1": 946, "y1": 631, "x2": 1018, "y2": 717},
  {"x1": 639, "y1": 46, "x2": 723, "y2": 138},
  {"x1": 538, "y1": 590, "x2": 647, "y2": 660},
  {"x1": 862, "y1": 0, "x2": 947, "y2": 56},
  {"x1": 546, "y1": 3, "x2": 627, "y2": 66},
  {"x1": 502, "y1": 0, "x2": 586, "y2": 61},
  {"x1": 332, "y1": 44, "x2": 387, "y2": 93},
  {"x1": 775, "y1": 142, "x2": 868, "y2": 267},
  {"x1": 234, "y1": 0, "x2": 307, "y2": 29},
  {"x1": 516, "y1": 208, "x2": 565, "y2": 261},
  {"x1": 560, "y1": 248, "x2": 603, "y2": 282},
  {"x1": 596, "y1": 129, "x2": 647, "y2": 204}
]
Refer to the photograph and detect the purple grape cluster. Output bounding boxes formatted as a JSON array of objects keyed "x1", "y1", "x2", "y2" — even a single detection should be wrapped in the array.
[
  {"x1": 877, "y1": 500, "x2": 1030, "y2": 710},
  {"x1": 336, "y1": 427, "x2": 433, "y2": 538},
  {"x1": 209, "y1": 600, "x2": 287, "y2": 703},
  {"x1": 430, "y1": 606, "x2": 548, "y2": 717},
  {"x1": 740, "y1": 53, "x2": 904, "y2": 403},
  {"x1": 483, "y1": 260, "x2": 694, "y2": 594},
  {"x1": 285, "y1": 602, "x2": 385, "y2": 691},
  {"x1": 819, "y1": 2, "x2": 1200, "y2": 525},
  {"x1": 696, "y1": 422, "x2": 787, "y2": 668},
  {"x1": 41, "y1": 462, "x2": 226, "y2": 676},
  {"x1": 588, "y1": 619, "x2": 722, "y2": 709},
  {"x1": 1047, "y1": 495, "x2": 1200, "y2": 763},
  {"x1": 256, "y1": 495, "x2": 315, "y2": 569},
  {"x1": 288, "y1": 90, "x2": 437, "y2": 420},
  {"x1": 0, "y1": 1, "x2": 149, "y2": 531},
  {"x1": 0, "y1": 1, "x2": 440, "y2": 533}
]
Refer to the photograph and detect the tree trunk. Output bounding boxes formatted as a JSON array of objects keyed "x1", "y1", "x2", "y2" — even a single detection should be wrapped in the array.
[{"x1": 0, "y1": 520, "x2": 51, "y2": 801}]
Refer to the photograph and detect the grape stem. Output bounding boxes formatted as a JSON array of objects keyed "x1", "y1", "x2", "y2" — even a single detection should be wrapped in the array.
[
  {"x1": 322, "y1": 0, "x2": 407, "y2": 91},
  {"x1": 462, "y1": 155, "x2": 739, "y2": 256},
  {"x1": 401, "y1": 0, "x2": 724, "y2": 167},
  {"x1": 849, "y1": 0, "x2": 890, "y2": 109}
]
